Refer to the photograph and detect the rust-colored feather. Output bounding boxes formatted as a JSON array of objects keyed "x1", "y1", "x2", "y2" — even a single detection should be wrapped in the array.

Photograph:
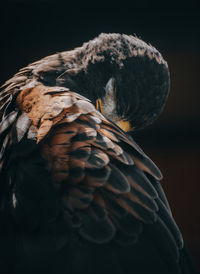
[
  {"x1": 98, "y1": 128, "x2": 119, "y2": 142},
  {"x1": 85, "y1": 149, "x2": 109, "y2": 169},
  {"x1": 13, "y1": 84, "x2": 162, "y2": 244}
]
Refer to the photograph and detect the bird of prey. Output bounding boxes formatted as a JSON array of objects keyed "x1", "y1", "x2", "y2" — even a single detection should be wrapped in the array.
[{"x1": 0, "y1": 33, "x2": 197, "y2": 274}]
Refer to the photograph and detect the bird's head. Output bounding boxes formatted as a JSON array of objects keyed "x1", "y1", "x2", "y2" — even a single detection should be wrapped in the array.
[
  {"x1": 24, "y1": 33, "x2": 170, "y2": 132},
  {"x1": 55, "y1": 33, "x2": 170, "y2": 132}
]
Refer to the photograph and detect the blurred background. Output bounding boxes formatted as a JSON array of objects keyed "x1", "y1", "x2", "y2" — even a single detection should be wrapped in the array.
[{"x1": 0, "y1": 0, "x2": 199, "y2": 270}]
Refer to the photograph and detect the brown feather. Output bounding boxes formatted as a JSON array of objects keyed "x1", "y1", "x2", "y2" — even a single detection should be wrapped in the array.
[
  {"x1": 98, "y1": 128, "x2": 119, "y2": 142},
  {"x1": 84, "y1": 166, "x2": 111, "y2": 187},
  {"x1": 110, "y1": 195, "x2": 144, "y2": 222},
  {"x1": 15, "y1": 85, "x2": 160, "y2": 237},
  {"x1": 85, "y1": 149, "x2": 110, "y2": 169},
  {"x1": 68, "y1": 159, "x2": 86, "y2": 184},
  {"x1": 132, "y1": 156, "x2": 162, "y2": 180},
  {"x1": 74, "y1": 100, "x2": 95, "y2": 114}
]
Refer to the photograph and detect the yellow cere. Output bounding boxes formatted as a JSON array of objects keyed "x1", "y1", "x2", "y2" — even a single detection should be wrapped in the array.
[{"x1": 116, "y1": 120, "x2": 131, "y2": 132}]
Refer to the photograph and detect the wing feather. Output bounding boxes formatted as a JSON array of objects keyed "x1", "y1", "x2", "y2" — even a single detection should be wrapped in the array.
[{"x1": 0, "y1": 85, "x2": 182, "y2": 261}]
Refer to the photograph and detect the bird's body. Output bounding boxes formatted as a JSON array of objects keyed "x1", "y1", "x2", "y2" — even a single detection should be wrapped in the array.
[{"x1": 0, "y1": 33, "x2": 197, "y2": 274}]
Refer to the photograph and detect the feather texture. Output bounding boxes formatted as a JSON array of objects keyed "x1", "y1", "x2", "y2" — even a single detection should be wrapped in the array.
[
  {"x1": 0, "y1": 32, "x2": 197, "y2": 274},
  {"x1": 0, "y1": 85, "x2": 182, "y2": 253},
  {"x1": 0, "y1": 85, "x2": 196, "y2": 273}
]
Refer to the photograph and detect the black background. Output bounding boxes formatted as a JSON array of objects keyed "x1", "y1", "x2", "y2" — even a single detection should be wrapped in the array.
[{"x1": 0, "y1": 0, "x2": 200, "y2": 270}]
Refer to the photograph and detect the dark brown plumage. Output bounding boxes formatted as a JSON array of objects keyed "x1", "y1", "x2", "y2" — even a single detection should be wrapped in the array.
[{"x1": 0, "y1": 33, "x2": 197, "y2": 274}]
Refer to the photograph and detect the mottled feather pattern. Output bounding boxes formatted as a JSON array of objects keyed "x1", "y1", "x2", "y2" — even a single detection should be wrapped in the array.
[
  {"x1": 1, "y1": 84, "x2": 180, "y2": 247},
  {"x1": 0, "y1": 33, "x2": 195, "y2": 274}
]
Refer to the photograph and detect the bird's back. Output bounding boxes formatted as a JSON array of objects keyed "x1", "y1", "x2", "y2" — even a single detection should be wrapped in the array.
[{"x1": 0, "y1": 33, "x2": 198, "y2": 274}]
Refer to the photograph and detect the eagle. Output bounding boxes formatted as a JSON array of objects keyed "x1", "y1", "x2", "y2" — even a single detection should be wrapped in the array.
[{"x1": 0, "y1": 33, "x2": 197, "y2": 274}]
